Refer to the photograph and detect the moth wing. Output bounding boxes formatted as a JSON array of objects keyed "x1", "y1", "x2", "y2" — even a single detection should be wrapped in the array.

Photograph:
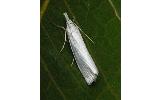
[{"x1": 70, "y1": 39, "x2": 97, "y2": 85}]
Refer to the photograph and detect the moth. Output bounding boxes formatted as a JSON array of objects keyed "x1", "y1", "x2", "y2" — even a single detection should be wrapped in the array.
[{"x1": 60, "y1": 12, "x2": 99, "y2": 85}]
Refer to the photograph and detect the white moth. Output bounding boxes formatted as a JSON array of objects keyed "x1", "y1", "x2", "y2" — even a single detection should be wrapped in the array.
[{"x1": 61, "y1": 12, "x2": 99, "y2": 85}]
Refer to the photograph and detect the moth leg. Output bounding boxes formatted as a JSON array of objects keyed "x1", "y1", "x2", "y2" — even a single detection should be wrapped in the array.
[
  {"x1": 74, "y1": 23, "x2": 94, "y2": 44},
  {"x1": 70, "y1": 58, "x2": 74, "y2": 67},
  {"x1": 53, "y1": 23, "x2": 67, "y2": 53},
  {"x1": 59, "y1": 31, "x2": 67, "y2": 53},
  {"x1": 53, "y1": 23, "x2": 66, "y2": 30}
]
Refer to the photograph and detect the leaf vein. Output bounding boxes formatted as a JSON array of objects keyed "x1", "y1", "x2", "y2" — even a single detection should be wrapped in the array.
[
  {"x1": 41, "y1": 57, "x2": 67, "y2": 100},
  {"x1": 107, "y1": 0, "x2": 121, "y2": 21}
]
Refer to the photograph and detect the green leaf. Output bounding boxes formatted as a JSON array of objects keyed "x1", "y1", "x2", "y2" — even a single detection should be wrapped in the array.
[{"x1": 40, "y1": 0, "x2": 121, "y2": 100}]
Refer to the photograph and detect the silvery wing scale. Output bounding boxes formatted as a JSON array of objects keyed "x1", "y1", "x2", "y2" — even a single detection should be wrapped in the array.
[{"x1": 63, "y1": 12, "x2": 99, "y2": 85}]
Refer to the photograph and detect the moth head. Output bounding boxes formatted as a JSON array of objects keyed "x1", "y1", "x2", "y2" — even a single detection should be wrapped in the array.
[{"x1": 63, "y1": 12, "x2": 70, "y2": 21}]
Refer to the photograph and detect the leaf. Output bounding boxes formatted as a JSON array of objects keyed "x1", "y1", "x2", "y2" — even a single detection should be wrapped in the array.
[{"x1": 40, "y1": 0, "x2": 121, "y2": 100}]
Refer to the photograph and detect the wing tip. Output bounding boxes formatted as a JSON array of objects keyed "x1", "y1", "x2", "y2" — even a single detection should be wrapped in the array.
[{"x1": 86, "y1": 73, "x2": 98, "y2": 85}]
